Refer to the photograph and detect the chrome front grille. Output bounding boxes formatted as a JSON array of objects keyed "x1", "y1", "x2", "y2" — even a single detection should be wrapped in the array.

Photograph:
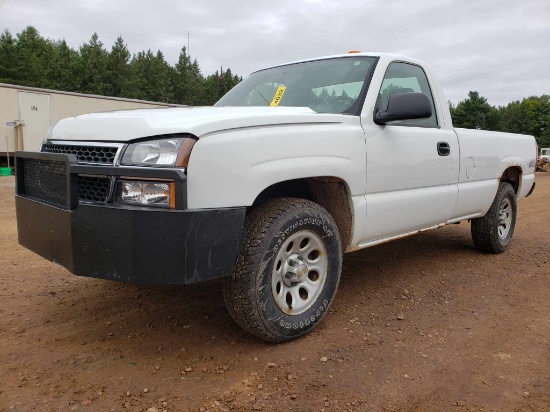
[{"x1": 41, "y1": 142, "x2": 122, "y2": 165}]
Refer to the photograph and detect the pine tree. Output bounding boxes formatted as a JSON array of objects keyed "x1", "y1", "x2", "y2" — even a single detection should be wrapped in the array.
[
  {"x1": 130, "y1": 50, "x2": 176, "y2": 102},
  {"x1": 204, "y1": 70, "x2": 221, "y2": 105},
  {"x1": 151, "y1": 50, "x2": 175, "y2": 103},
  {"x1": 14, "y1": 26, "x2": 54, "y2": 87},
  {"x1": 46, "y1": 40, "x2": 81, "y2": 91},
  {"x1": 220, "y1": 68, "x2": 235, "y2": 97},
  {"x1": 188, "y1": 59, "x2": 206, "y2": 105},
  {"x1": 0, "y1": 30, "x2": 18, "y2": 83},
  {"x1": 174, "y1": 46, "x2": 192, "y2": 104},
  {"x1": 107, "y1": 36, "x2": 132, "y2": 97},
  {"x1": 451, "y1": 91, "x2": 499, "y2": 130},
  {"x1": 79, "y1": 33, "x2": 111, "y2": 95},
  {"x1": 130, "y1": 50, "x2": 156, "y2": 100}
]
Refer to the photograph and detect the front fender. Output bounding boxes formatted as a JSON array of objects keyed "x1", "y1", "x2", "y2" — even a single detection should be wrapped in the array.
[{"x1": 186, "y1": 121, "x2": 366, "y2": 209}]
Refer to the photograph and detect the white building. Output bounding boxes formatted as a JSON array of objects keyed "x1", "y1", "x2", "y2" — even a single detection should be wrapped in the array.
[{"x1": 1, "y1": 83, "x2": 181, "y2": 167}]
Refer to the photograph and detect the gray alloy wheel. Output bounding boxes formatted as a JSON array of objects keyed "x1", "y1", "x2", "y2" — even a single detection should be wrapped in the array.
[
  {"x1": 271, "y1": 230, "x2": 328, "y2": 315},
  {"x1": 497, "y1": 197, "x2": 513, "y2": 239}
]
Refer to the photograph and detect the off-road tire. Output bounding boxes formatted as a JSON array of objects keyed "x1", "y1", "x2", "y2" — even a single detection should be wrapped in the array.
[
  {"x1": 223, "y1": 198, "x2": 342, "y2": 343},
  {"x1": 471, "y1": 182, "x2": 517, "y2": 254}
]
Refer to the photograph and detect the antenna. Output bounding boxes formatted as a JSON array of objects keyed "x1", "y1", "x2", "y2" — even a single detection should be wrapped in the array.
[{"x1": 187, "y1": 33, "x2": 190, "y2": 56}]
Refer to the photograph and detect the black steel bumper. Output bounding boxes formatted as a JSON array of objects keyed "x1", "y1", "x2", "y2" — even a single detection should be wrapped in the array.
[{"x1": 15, "y1": 151, "x2": 246, "y2": 285}]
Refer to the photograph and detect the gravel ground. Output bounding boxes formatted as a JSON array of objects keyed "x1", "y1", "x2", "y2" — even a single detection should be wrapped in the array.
[{"x1": 0, "y1": 174, "x2": 549, "y2": 412}]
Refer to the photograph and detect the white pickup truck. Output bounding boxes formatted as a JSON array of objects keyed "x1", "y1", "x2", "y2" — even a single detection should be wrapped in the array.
[{"x1": 15, "y1": 52, "x2": 537, "y2": 342}]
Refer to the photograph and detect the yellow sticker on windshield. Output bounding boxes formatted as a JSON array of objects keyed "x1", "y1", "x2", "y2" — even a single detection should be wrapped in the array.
[{"x1": 270, "y1": 85, "x2": 287, "y2": 106}]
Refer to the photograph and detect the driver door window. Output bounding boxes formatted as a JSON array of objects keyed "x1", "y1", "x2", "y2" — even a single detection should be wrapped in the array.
[{"x1": 378, "y1": 62, "x2": 438, "y2": 127}]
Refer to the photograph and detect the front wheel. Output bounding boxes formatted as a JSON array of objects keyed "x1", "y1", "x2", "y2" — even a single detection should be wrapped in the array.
[
  {"x1": 471, "y1": 182, "x2": 517, "y2": 254},
  {"x1": 223, "y1": 198, "x2": 342, "y2": 342}
]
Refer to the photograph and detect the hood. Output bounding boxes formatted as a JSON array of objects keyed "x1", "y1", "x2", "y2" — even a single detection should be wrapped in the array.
[{"x1": 47, "y1": 106, "x2": 343, "y2": 142}]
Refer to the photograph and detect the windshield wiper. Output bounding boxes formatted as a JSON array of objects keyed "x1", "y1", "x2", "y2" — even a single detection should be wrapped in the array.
[{"x1": 255, "y1": 89, "x2": 270, "y2": 105}]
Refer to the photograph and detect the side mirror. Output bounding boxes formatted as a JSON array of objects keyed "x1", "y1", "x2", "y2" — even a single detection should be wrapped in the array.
[{"x1": 374, "y1": 92, "x2": 433, "y2": 125}]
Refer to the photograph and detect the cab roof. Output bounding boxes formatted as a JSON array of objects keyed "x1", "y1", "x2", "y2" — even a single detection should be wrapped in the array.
[{"x1": 254, "y1": 52, "x2": 429, "y2": 74}]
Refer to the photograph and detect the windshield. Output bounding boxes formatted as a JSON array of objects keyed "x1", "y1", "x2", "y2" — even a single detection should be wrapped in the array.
[{"x1": 215, "y1": 57, "x2": 377, "y2": 115}]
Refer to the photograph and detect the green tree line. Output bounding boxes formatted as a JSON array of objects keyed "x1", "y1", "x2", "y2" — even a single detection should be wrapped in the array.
[
  {"x1": 450, "y1": 91, "x2": 550, "y2": 147},
  {"x1": 0, "y1": 26, "x2": 241, "y2": 105},
  {"x1": 1, "y1": 27, "x2": 548, "y2": 146}
]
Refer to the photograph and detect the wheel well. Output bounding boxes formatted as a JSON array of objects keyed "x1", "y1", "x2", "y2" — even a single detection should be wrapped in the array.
[
  {"x1": 252, "y1": 177, "x2": 353, "y2": 251},
  {"x1": 500, "y1": 166, "x2": 522, "y2": 193}
]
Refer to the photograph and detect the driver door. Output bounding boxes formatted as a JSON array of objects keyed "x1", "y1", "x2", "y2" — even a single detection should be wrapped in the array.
[{"x1": 362, "y1": 61, "x2": 459, "y2": 241}]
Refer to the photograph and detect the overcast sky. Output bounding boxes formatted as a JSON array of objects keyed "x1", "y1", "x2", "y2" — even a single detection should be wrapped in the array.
[{"x1": 1, "y1": 0, "x2": 549, "y2": 106}]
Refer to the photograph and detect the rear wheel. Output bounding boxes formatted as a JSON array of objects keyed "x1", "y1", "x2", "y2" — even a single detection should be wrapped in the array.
[
  {"x1": 471, "y1": 182, "x2": 517, "y2": 254},
  {"x1": 223, "y1": 198, "x2": 342, "y2": 342}
]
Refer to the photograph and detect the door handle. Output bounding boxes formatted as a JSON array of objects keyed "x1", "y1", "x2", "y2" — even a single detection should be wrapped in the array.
[{"x1": 437, "y1": 142, "x2": 450, "y2": 156}]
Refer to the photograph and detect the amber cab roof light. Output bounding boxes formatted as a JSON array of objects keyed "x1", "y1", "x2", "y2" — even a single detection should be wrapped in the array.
[{"x1": 348, "y1": 50, "x2": 361, "y2": 54}]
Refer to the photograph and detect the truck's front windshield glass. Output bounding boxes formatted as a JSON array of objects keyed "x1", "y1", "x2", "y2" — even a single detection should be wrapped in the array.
[{"x1": 215, "y1": 57, "x2": 377, "y2": 115}]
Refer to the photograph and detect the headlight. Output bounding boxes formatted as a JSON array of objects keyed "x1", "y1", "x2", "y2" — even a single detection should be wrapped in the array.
[
  {"x1": 121, "y1": 137, "x2": 196, "y2": 168},
  {"x1": 115, "y1": 180, "x2": 175, "y2": 208}
]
